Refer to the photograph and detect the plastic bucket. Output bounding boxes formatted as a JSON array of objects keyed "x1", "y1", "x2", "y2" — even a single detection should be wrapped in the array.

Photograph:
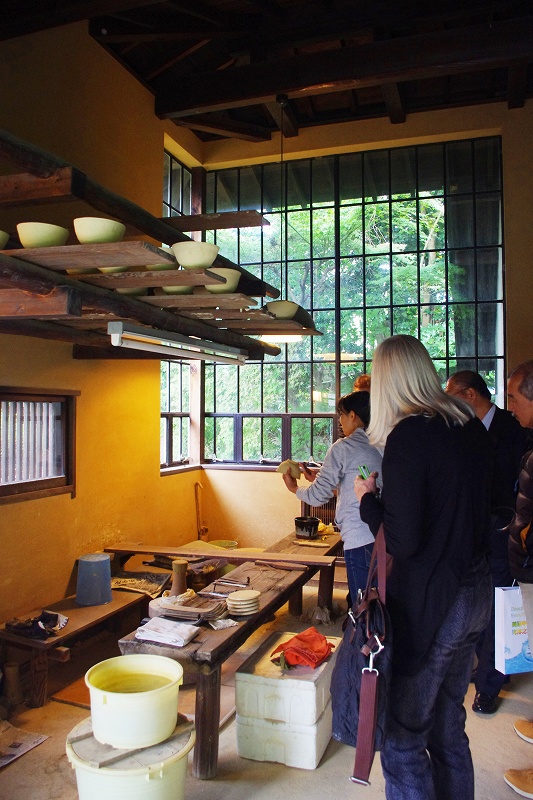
[
  {"x1": 85, "y1": 655, "x2": 183, "y2": 749},
  {"x1": 76, "y1": 553, "x2": 112, "y2": 606},
  {"x1": 66, "y1": 716, "x2": 195, "y2": 800}
]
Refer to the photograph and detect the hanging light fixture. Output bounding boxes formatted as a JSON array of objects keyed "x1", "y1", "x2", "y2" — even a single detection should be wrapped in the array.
[{"x1": 261, "y1": 95, "x2": 302, "y2": 345}]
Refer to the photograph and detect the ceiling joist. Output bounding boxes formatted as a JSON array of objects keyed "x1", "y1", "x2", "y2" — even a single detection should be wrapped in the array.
[{"x1": 155, "y1": 17, "x2": 533, "y2": 118}]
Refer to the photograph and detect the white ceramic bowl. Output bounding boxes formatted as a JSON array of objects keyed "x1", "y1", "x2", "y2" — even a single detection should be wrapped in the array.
[
  {"x1": 0, "y1": 230, "x2": 9, "y2": 249},
  {"x1": 205, "y1": 267, "x2": 241, "y2": 294},
  {"x1": 265, "y1": 300, "x2": 299, "y2": 319},
  {"x1": 171, "y1": 241, "x2": 219, "y2": 270},
  {"x1": 74, "y1": 217, "x2": 125, "y2": 244},
  {"x1": 17, "y1": 222, "x2": 69, "y2": 248}
]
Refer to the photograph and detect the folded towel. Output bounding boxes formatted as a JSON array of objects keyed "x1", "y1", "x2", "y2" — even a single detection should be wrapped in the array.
[
  {"x1": 135, "y1": 617, "x2": 199, "y2": 647},
  {"x1": 270, "y1": 626, "x2": 335, "y2": 668}
]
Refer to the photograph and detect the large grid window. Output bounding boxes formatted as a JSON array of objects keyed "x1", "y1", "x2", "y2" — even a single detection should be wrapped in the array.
[
  {"x1": 0, "y1": 387, "x2": 77, "y2": 502},
  {"x1": 201, "y1": 137, "x2": 504, "y2": 465},
  {"x1": 160, "y1": 362, "x2": 190, "y2": 467},
  {"x1": 163, "y1": 151, "x2": 192, "y2": 218}
]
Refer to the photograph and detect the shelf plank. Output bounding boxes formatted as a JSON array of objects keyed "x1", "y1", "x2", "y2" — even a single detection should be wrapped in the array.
[
  {"x1": 0, "y1": 240, "x2": 176, "y2": 270},
  {"x1": 209, "y1": 319, "x2": 322, "y2": 334},
  {"x1": 78, "y1": 268, "x2": 225, "y2": 289},
  {"x1": 157, "y1": 210, "x2": 268, "y2": 232},
  {"x1": 140, "y1": 293, "x2": 257, "y2": 309}
]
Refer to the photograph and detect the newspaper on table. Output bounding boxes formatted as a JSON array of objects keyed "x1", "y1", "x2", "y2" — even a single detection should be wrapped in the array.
[
  {"x1": 0, "y1": 720, "x2": 48, "y2": 768},
  {"x1": 135, "y1": 616, "x2": 200, "y2": 647},
  {"x1": 111, "y1": 571, "x2": 170, "y2": 599}
]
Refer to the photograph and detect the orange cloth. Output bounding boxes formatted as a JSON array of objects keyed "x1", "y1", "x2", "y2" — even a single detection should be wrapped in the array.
[{"x1": 270, "y1": 626, "x2": 335, "y2": 668}]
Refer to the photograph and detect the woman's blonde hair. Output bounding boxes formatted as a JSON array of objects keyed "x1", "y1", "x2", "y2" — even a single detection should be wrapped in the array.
[{"x1": 366, "y1": 335, "x2": 474, "y2": 448}]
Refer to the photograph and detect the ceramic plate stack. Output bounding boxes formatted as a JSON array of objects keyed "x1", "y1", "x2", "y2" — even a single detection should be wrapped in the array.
[{"x1": 226, "y1": 589, "x2": 261, "y2": 616}]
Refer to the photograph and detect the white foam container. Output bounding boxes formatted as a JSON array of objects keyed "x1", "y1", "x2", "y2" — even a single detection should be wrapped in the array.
[
  {"x1": 66, "y1": 716, "x2": 195, "y2": 800},
  {"x1": 236, "y1": 699, "x2": 333, "y2": 769},
  {"x1": 85, "y1": 655, "x2": 183, "y2": 749},
  {"x1": 235, "y1": 631, "x2": 341, "y2": 726}
]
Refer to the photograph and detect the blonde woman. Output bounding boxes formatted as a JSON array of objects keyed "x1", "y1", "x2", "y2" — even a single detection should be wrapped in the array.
[{"x1": 354, "y1": 335, "x2": 493, "y2": 800}]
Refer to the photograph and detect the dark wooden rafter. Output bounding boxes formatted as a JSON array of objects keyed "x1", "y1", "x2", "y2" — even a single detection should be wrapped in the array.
[
  {"x1": 0, "y1": 0, "x2": 164, "y2": 41},
  {"x1": 265, "y1": 97, "x2": 299, "y2": 137},
  {"x1": 0, "y1": 287, "x2": 82, "y2": 318},
  {"x1": 145, "y1": 39, "x2": 211, "y2": 81},
  {"x1": 0, "y1": 318, "x2": 112, "y2": 346},
  {"x1": 158, "y1": 210, "x2": 268, "y2": 232},
  {"x1": 381, "y1": 82, "x2": 406, "y2": 124},
  {"x1": 155, "y1": 17, "x2": 533, "y2": 118},
  {"x1": 171, "y1": 114, "x2": 271, "y2": 142},
  {"x1": 507, "y1": 65, "x2": 528, "y2": 109}
]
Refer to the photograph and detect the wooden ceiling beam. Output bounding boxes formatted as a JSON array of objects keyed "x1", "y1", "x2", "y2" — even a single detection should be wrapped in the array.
[
  {"x1": 155, "y1": 16, "x2": 533, "y2": 118},
  {"x1": 0, "y1": 1, "x2": 164, "y2": 42},
  {"x1": 507, "y1": 64, "x2": 528, "y2": 109},
  {"x1": 381, "y1": 82, "x2": 406, "y2": 124},
  {"x1": 171, "y1": 114, "x2": 271, "y2": 142},
  {"x1": 265, "y1": 98, "x2": 299, "y2": 137},
  {"x1": 0, "y1": 318, "x2": 111, "y2": 346},
  {"x1": 0, "y1": 287, "x2": 82, "y2": 319},
  {"x1": 158, "y1": 210, "x2": 268, "y2": 232}
]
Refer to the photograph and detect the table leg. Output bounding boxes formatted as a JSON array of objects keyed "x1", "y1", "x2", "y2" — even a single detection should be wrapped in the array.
[
  {"x1": 288, "y1": 587, "x2": 303, "y2": 615},
  {"x1": 28, "y1": 650, "x2": 48, "y2": 707},
  {"x1": 317, "y1": 564, "x2": 335, "y2": 610},
  {"x1": 193, "y1": 666, "x2": 221, "y2": 779}
]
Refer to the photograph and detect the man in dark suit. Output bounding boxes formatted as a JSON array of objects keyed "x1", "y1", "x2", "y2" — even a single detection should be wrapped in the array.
[{"x1": 446, "y1": 370, "x2": 528, "y2": 714}]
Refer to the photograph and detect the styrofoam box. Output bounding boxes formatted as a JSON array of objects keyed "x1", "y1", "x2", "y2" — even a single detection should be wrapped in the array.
[
  {"x1": 235, "y1": 630, "x2": 341, "y2": 726},
  {"x1": 236, "y1": 699, "x2": 333, "y2": 769}
]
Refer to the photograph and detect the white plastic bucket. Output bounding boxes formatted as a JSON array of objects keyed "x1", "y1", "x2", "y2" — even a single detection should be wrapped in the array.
[
  {"x1": 85, "y1": 655, "x2": 183, "y2": 749},
  {"x1": 66, "y1": 716, "x2": 195, "y2": 800}
]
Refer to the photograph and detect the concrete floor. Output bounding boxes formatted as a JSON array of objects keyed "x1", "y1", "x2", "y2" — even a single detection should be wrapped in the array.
[{"x1": 1, "y1": 586, "x2": 533, "y2": 800}]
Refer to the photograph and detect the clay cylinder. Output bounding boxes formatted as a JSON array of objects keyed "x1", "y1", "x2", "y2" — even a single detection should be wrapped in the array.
[{"x1": 169, "y1": 558, "x2": 188, "y2": 596}]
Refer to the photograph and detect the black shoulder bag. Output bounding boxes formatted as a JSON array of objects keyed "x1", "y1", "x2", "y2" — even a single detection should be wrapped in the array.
[{"x1": 330, "y1": 524, "x2": 392, "y2": 786}]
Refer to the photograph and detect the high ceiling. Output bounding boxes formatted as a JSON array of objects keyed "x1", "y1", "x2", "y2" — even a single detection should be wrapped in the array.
[{"x1": 2, "y1": 0, "x2": 533, "y2": 143}]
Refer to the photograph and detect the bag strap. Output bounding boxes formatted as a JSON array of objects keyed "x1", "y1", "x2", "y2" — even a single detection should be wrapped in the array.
[
  {"x1": 351, "y1": 667, "x2": 379, "y2": 785},
  {"x1": 351, "y1": 523, "x2": 387, "y2": 785},
  {"x1": 362, "y1": 523, "x2": 387, "y2": 604}
]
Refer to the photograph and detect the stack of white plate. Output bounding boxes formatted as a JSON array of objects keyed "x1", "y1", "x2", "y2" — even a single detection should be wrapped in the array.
[{"x1": 226, "y1": 589, "x2": 260, "y2": 616}]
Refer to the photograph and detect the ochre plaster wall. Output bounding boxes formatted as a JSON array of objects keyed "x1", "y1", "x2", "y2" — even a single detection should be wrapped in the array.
[{"x1": 0, "y1": 334, "x2": 204, "y2": 618}]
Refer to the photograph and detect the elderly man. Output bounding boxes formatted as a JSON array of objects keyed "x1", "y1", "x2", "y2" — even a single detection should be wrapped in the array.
[
  {"x1": 446, "y1": 370, "x2": 527, "y2": 715},
  {"x1": 503, "y1": 361, "x2": 533, "y2": 798}
]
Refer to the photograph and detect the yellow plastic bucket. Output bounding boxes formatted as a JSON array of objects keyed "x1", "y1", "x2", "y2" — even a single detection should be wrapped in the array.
[
  {"x1": 85, "y1": 655, "x2": 183, "y2": 749},
  {"x1": 66, "y1": 716, "x2": 195, "y2": 800}
]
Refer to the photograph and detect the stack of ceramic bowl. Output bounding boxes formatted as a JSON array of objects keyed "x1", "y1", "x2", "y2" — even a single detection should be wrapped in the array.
[{"x1": 226, "y1": 589, "x2": 260, "y2": 616}]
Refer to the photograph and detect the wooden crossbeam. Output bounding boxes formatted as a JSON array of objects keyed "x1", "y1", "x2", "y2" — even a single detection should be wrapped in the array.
[
  {"x1": 158, "y1": 210, "x2": 268, "y2": 232},
  {"x1": 0, "y1": 287, "x2": 82, "y2": 318}
]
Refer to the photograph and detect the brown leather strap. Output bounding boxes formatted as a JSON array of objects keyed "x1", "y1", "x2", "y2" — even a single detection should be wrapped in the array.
[
  {"x1": 350, "y1": 523, "x2": 387, "y2": 785},
  {"x1": 351, "y1": 667, "x2": 379, "y2": 785}
]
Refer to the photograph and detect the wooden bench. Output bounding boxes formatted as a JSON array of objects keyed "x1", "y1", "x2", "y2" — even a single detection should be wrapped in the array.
[{"x1": 0, "y1": 590, "x2": 147, "y2": 707}]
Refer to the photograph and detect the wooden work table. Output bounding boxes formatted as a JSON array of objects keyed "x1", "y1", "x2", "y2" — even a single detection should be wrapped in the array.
[
  {"x1": 118, "y1": 558, "x2": 322, "y2": 780},
  {"x1": 104, "y1": 529, "x2": 342, "y2": 612}
]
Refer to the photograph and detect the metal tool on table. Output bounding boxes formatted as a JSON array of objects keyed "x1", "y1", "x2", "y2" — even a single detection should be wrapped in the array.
[
  {"x1": 255, "y1": 560, "x2": 307, "y2": 571},
  {"x1": 213, "y1": 577, "x2": 250, "y2": 588}
]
